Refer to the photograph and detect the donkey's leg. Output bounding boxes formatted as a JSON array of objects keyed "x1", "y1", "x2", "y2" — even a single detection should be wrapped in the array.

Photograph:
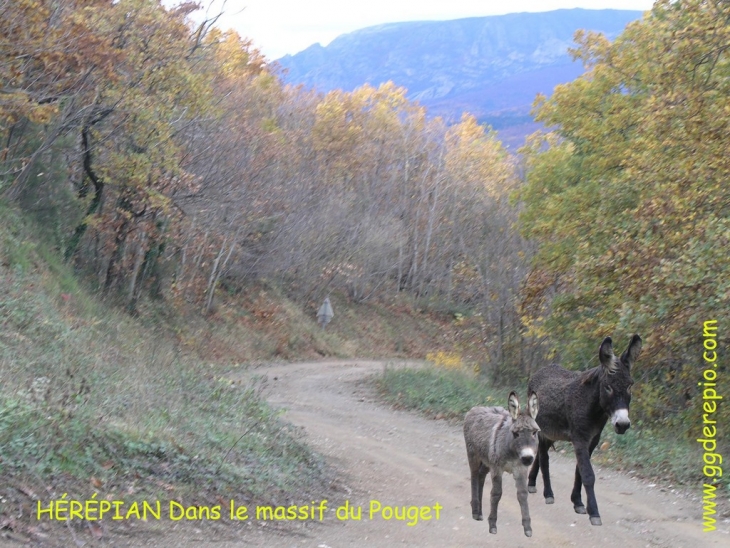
[
  {"x1": 514, "y1": 470, "x2": 533, "y2": 537},
  {"x1": 571, "y1": 463, "x2": 585, "y2": 513},
  {"x1": 470, "y1": 457, "x2": 488, "y2": 520},
  {"x1": 574, "y1": 441, "x2": 601, "y2": 525},
  {"x1": 538, "y1": 437, "x2": 555, "y2": 503},
  {"x1": 476, "y1": 462, "x2": 489, "y2": 520},
  {"x1": 572, "y1": 433, "x2": 600, "y2": 514},
  {"x1": 527, "y1": 444, "x2": 540, "y2": 494},
  {"x1": 487, "y1": 470, "x2": 503, "y2": 534}
]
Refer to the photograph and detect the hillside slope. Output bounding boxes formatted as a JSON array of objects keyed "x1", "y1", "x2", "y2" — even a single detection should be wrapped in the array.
[{"x1": 0, "y1": 203, "x2": 457, "y2": 544}]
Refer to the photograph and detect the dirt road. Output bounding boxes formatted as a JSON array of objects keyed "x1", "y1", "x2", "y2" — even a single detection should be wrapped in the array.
[
  {"x1": 13, "y1": 359, "x2": 725, "y2": 548},
  {"x1": 228, "y1": 360, "x2": 728, "y2": 548}
]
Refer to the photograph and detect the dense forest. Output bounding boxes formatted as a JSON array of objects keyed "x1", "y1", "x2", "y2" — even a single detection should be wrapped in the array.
[
  {"x1": 1, "y1": 0, "x2": 727, "y2": 451},
  {"x1": 519, "y1": 0, "x2": 729, "y2": 431},
  {"x1": 1, "y1": 0, "x2": 532, "y2": 375}
]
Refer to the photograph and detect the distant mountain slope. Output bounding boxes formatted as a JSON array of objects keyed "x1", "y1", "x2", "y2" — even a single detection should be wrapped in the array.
[{"x1": 277, "y1": 9, "x2": 644, "y2": 148}]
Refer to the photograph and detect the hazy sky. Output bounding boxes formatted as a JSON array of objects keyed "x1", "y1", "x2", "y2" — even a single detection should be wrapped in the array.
[{"x1": 187, "y1": 1, "x2": 655, "y2": 60}]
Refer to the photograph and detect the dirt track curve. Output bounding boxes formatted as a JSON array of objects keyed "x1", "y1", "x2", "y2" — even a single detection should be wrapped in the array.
[
  {"x1": 227, "y1": 360, "x2": 728, "y2": 548},
  {"x1": 7, "y1": 360, "x2": 727, "y2": 548}
]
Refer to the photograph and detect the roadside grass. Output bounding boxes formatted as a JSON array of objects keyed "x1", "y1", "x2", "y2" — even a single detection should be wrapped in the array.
[
  {"x1": 594, "y1": 420, "x2": 729, "y2": 496},
  {"x1": 0, "y1": 206, "x2": 329, "y2": 528},
  {"x1": 374, "y1": 362, "x2": 515, "y2": 420},
  {"x1": 593, "y1": 423, "x2": 699, "y2": 482},
  {"x1": 374, "y1": 363, "x2": 729, "y2": 499}
]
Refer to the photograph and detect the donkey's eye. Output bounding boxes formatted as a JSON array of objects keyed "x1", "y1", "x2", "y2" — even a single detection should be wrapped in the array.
[
  {"x1": 513, "y1": 431, "x2": 519, "y2": 439},
  {"x1": 605, "y1": 385, "x2": 614, "y2": 395},
  {"x1": 627, "y1": 384, "x2": 633, "y2": 394},
  {"x1": 532, "y1": 431, "x2": 538, "y2": 438}
]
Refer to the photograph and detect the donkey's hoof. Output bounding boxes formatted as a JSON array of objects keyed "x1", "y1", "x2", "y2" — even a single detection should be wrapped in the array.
[
  {"x1": 590, "y1": 516, "x2": 602, "y2": 526},
  {"x1": 524, "y1": 528, "x2": 532, "y2": 537},
  {"x1": 528, "y1": 485, "x2": 537, "y2": 493},
  {"x1": 472, "y1": 513, "x2": 483, "y2": 521},
  {"x1": 489, "y1": 526, "x2": 497, "y2": 534},
  {"x1": 574, "y1": 505, "x2": 586, "y2": 514},
  {"x1": 545, "y1": 497, "x2": 554, "y2": 504}
]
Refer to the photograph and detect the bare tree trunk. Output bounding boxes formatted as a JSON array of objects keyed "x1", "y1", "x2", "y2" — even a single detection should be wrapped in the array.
[
  {"x1": 104, "y1": 216, "x2": 129, "y2": 294},
  {"x1": 182, "y1": 229, "x2": 208, "y2": 299},
  {"x1": 204, "y1": 230, "x2": 239, "y2": 314},
  {"x1": 127, "y1": 231, "x2": 148, "y2": 313},
  {"x1": 175, "y1": 217, "x2": 196, "y2": 287},
  {"x1": 204, "y1": 236, "x2": 228, "y2": 313},
  {"x1": 419, "y1": 167, "x2": 439, "y2": 297}
]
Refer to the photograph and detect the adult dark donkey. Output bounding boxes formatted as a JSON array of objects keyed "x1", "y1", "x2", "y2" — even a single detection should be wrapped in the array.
[{"x1": 527, "y1": 334, "x2": 642, "y2": 526}]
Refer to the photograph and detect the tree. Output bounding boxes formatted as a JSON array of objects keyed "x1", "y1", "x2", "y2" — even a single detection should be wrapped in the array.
[
  {"x1": 1, "y1": 0, "x2": 114, "y2": 200},
  {"x1": 518, "y1": 0, "x2": 729, "y2": 423}
]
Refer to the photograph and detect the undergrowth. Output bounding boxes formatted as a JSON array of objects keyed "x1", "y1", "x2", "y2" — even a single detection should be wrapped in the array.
[
  {"x1": 594, "y1": 422, "x2": 729, "y2": 494},
  {"x1": 0, "y1": 205, "x2": 329, "y2": 524}
]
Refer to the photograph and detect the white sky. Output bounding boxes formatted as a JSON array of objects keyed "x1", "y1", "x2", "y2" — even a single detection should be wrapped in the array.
[{"x1": 184, "y1": 1, "x2": 655, "y2": 60}]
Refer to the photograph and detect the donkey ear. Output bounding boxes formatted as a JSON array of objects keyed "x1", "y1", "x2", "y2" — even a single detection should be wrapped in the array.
[
  {"x1": 599, "y1": 337, "x2": 615, "y2": 371},
  {"x1": 508, "y1": 391, "x2": 519, "y2": 419},
  {"x1": 620, "y1": 334, "x2": 642, "y2": 370},
  {"x1": 527, "y1": 391, "x2": 538, "y2": 420}
]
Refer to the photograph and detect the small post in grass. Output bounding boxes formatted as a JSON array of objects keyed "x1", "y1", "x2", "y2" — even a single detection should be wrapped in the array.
[{"x1": 317, "y1": 297, "x2": 333, "y2": 329}]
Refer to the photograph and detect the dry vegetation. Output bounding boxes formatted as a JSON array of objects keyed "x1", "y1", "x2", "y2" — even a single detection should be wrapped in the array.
[
  {"x1": 0, "y1": 203, "x2": 478, "y2": 542},
  {"x1": 2, "y1": 0, "x2": 729, "y2": 539}
]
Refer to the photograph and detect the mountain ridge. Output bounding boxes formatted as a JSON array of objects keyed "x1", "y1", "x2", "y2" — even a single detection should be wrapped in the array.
[{"x1": 276, "y1": 8, "x2": 645, "y2": 147}]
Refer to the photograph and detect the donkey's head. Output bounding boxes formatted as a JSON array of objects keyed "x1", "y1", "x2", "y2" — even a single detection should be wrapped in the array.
[
  {"x1": 598, "y1": 334, "x2": 642, "y2": 434},
  {"x1": 508, "y1": 391, "x2": 540, "y2": 466}
]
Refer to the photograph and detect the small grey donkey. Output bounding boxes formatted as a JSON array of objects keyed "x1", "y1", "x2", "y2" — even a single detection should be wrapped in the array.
[{"x1": 464, "y1": 391, "x2": 539, "y2": 537}]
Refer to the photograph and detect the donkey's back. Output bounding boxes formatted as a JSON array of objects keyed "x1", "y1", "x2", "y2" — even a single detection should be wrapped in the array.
[
  {"x1": 527, "y1": 363, "x2": 580, "y2": 442},
  {"x1": 464, "y1": 406, "x2": 511, "y2": 466}
]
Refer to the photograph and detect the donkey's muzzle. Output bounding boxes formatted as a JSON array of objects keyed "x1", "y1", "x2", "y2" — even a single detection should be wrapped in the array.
[
  {"x1": 519, "y1": 448, "x2": 536, "y2": 467},
  {"x1": 611, "y1": 408, "x2": 630, "y2": 434}
]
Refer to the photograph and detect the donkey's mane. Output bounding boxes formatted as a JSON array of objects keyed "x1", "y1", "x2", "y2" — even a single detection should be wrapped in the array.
[
  {"x1": 579, "y1": 366, "x2": 603, "y2": 385},
  {"x1": 580, "y1": 354, "x2": 620, "y2": 385}
]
